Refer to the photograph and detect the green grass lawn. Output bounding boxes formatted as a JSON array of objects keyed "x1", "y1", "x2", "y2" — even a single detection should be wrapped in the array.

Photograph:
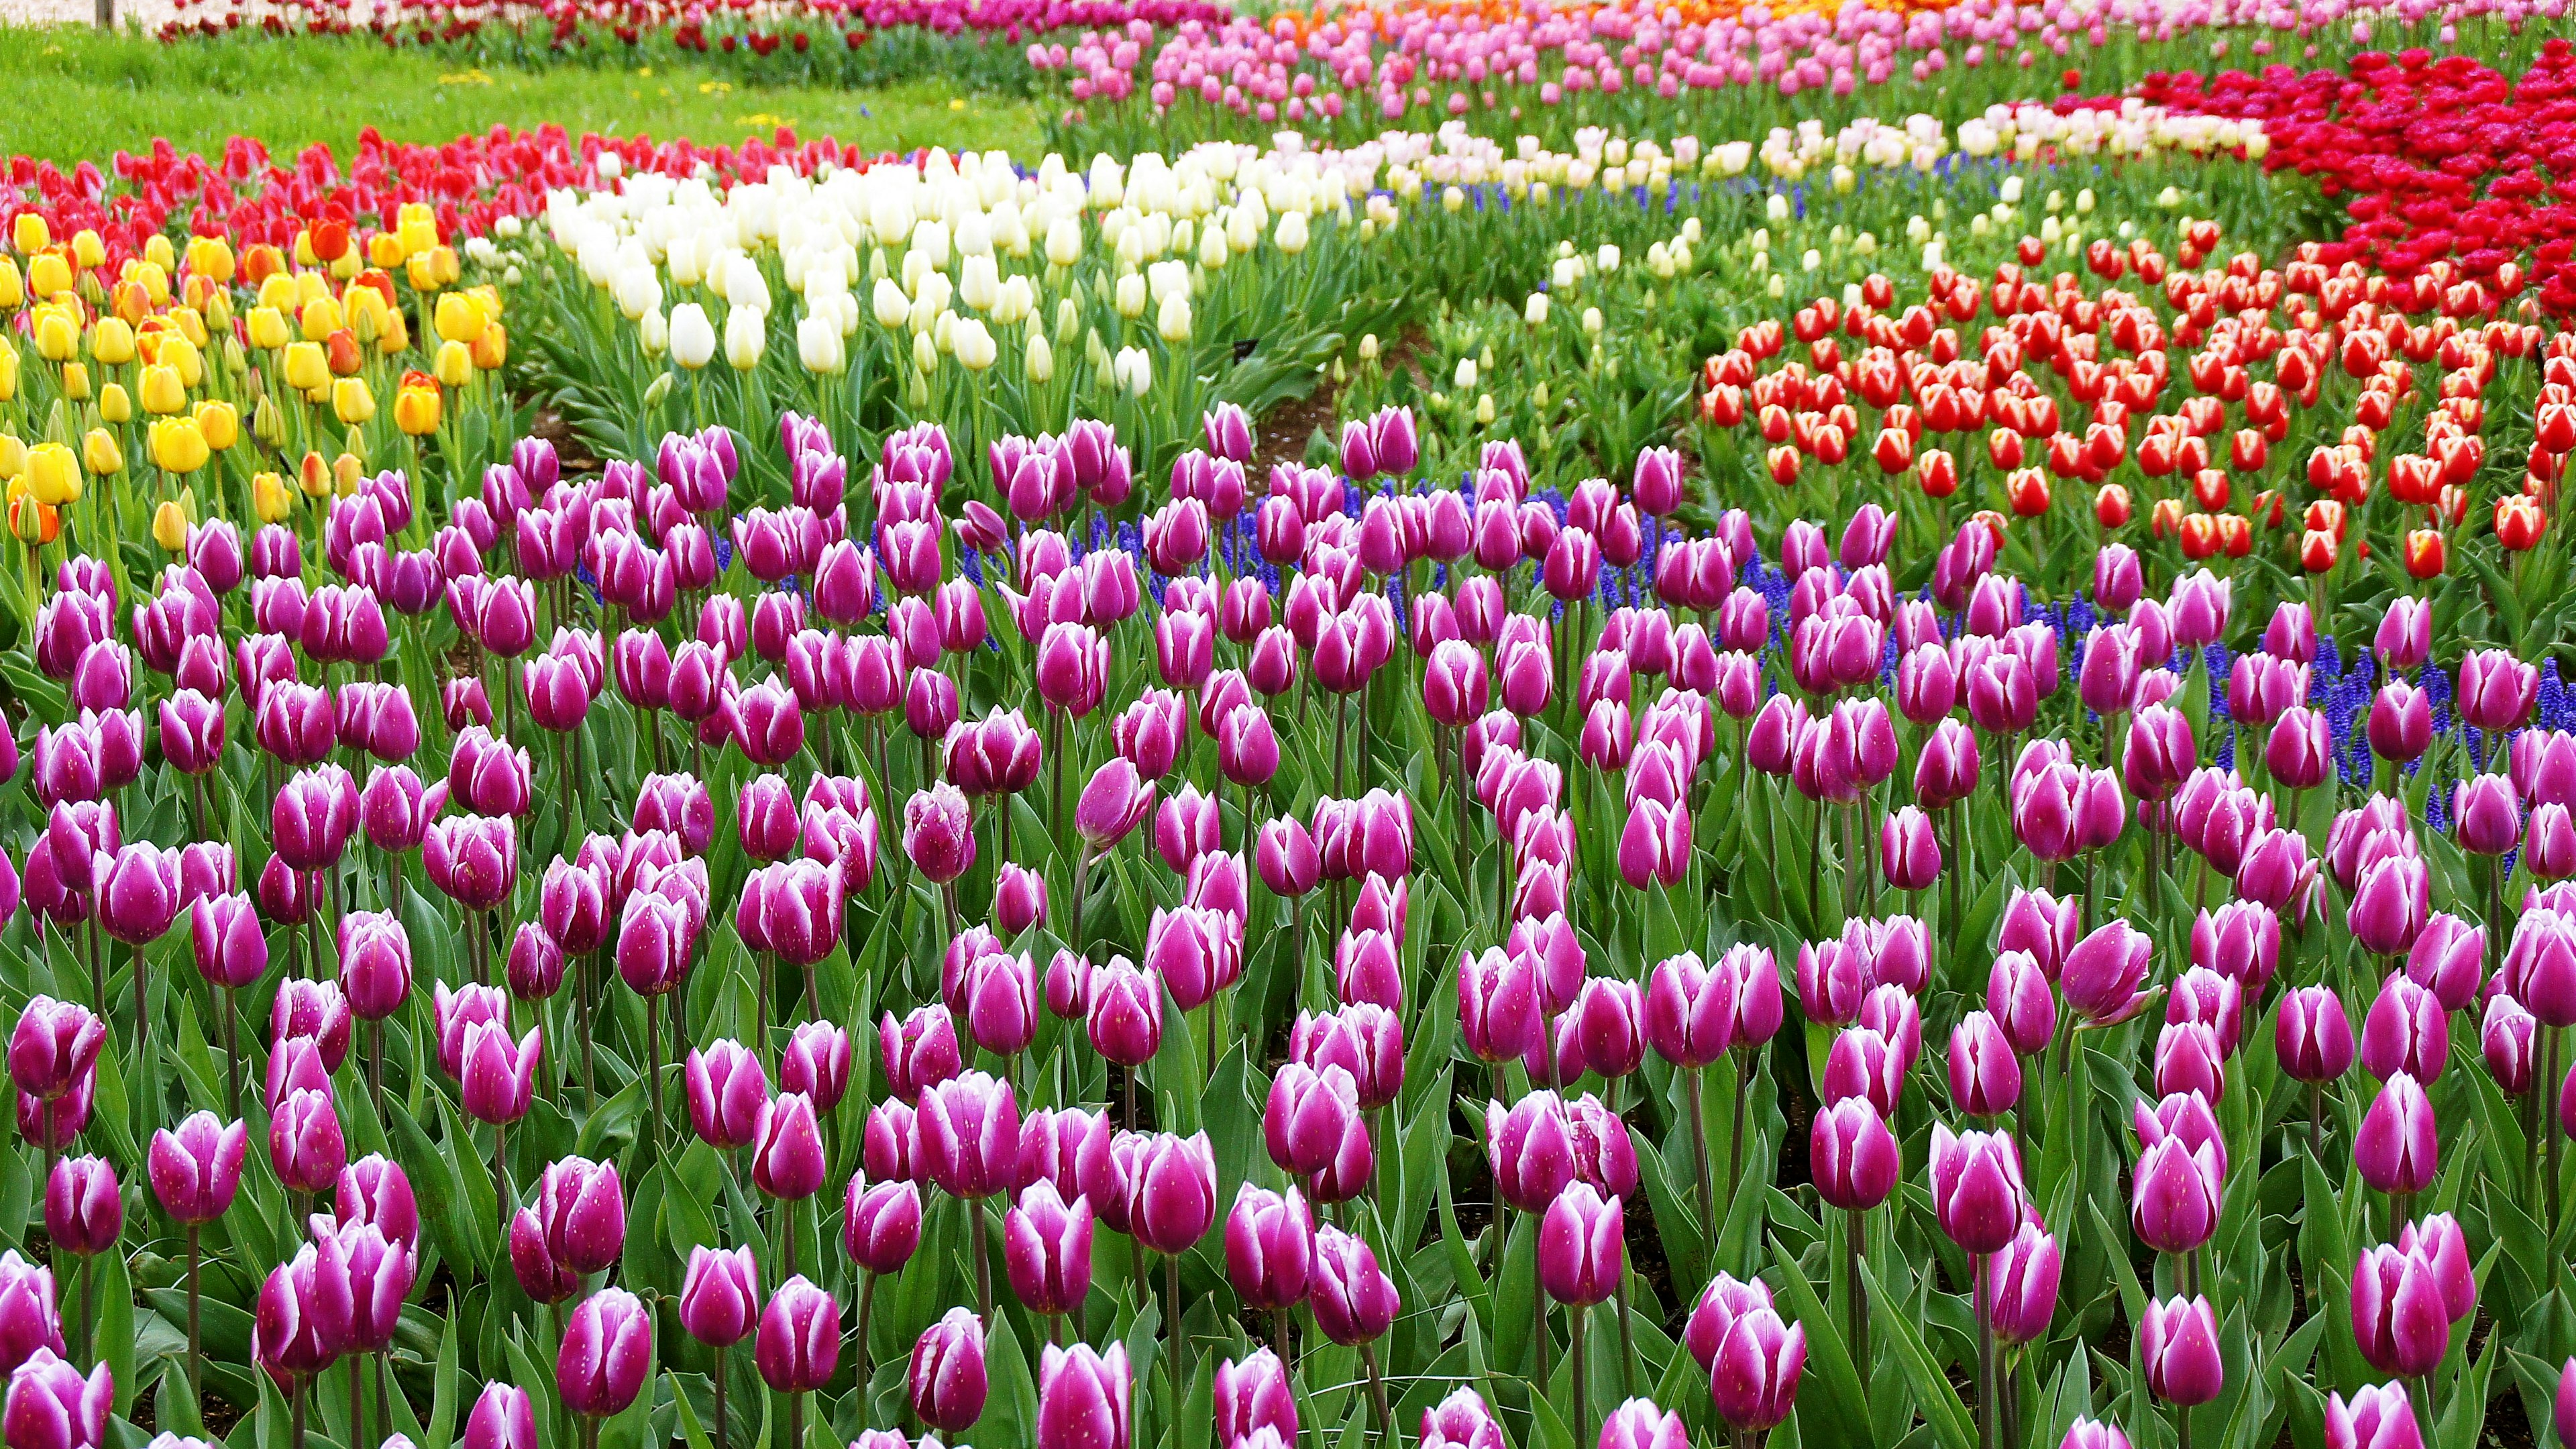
[{"x1": 0, "y1": 25, "x2": 1046, "y2": 168}]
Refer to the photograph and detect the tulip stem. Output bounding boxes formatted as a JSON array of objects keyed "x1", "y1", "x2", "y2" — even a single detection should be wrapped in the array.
[
  {"x1": 1612, "y1": 1273, "x2": 1637, "y2": 1400},
  {"x1": 1358, "y1": 1341, "x2": 1393, "y2": 1449},
  {"x1": 224, "y1": 984, "x2": 241, "y2": 1122},
  {"x1": 1974, "y1": 1252, "x2": 1993, "y2": 1449},
  {"x1": 2549, "y1": 1025, "x2": 2565, "y2": 1229},
  {"x1": 975, "y1": 1197, "x2": 994, "y2": 1324},
  {"x1": 854, "y1": 1270, "x2": 877, "y2": 1390},
  {"x1": 1845, "y1": 1208, "x2": 1867, "y2": 1371},
  {"x1": 1166, "y1": 1250, "x2": 1186, "y2": 1434},
  {"x1": 788, "y1": 1389, "x2": 804, "y2": 1449},
  {"x1": 1686, "y1": 1065, "x2": 1714, "y2": 1260},
  {"x1": 291, "y1": 1376, "x2": 307, "y2": 1449},
  {"x1": 648, "y1": 993, "x2": 666, "y2": 1159},
  {"x1": 351, "y1": 1330, "x2": 366, "y2": 1449},
  {"x1": 1567, "y1": 1301, "x2": 1588, "y2": 1449},
  {"x1": 713, "y1": 1343, "x2": 728, "y2": 1449},
  {"x1": 2309, "y1": 1081, "x2": 2324, "y2": 1163},
  {"x1": 185, "y1": 1225, "x2": 201, "y2": 1405},
  {"x1": 1333, "y1": 692, "x2": 1349, "y2": 800},
  {"x1": 1727, "y1": 1049, "x2": 1750, "y2": 1219}
]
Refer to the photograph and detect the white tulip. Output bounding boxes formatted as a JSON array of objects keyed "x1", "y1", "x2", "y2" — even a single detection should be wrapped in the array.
[
  {"x1": 1115, "y1": 274, "x2": 1148, "y2": 319},
  {"x1": 1525, "y1": 293, "x2": 1550, "y2": 325},
  {"x1": 1157, "y1": 291, "x2": 1193, "y2": 344},
  {"x1": 1275, "y1": 211, "x2": 1309, "y2": 255},
  {"x1": 1026, "y1": 333, "x2": 1055, "y2": 383},
  {"x1": 1045, "y1": 216, "x2": 1083, "y2": 268},
  {"x1": 959, "y1": 254, "x2": 1002, "y2": 313},
  {"x1": 1113, "y1": 345, "x2": 1152, "y2": 396},
  {"x1": 669, "y1": 303, "x2": 716, "y2": 370},
  {"x1": 873, "y1": 277, "x2": 911, "y2": 329},
  {"x1": 798, "y1": 313, "x2": 845, "y2": 374},
  {"x1": 724, "y1": 306, "x2": 765, "y2": 370},
  {"x1": 953, "y1": 318, "x2": 998, "y2": 371}
]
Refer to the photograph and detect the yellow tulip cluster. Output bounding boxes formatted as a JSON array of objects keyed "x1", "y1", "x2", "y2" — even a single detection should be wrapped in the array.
[{"x1": 0, "y1": 200, "x2": 517, "y2": 580}]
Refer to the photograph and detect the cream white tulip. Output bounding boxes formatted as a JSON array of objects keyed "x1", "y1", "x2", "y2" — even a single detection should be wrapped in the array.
[
  {"x1": 669, "y1": 303, "x2": 716, "y2": 370},
  {"x1": 1157, "y1": 291, "x2": 1193, "y2": 344},
  {"x1": 953, "y1": 318, "x2": 998, "y2": 371},
  {"x1": 798, "y1": 313, "x2": 845, "y2": 374},
  {"x1": 724, "y1": 306, "x2": 765, "y2": 370},
  {"x1": 1026, "y1": 333, "x2": 1055, "y2": 382}
]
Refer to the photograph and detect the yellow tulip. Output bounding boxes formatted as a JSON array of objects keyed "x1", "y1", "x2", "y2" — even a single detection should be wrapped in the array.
[
  {"x1": 397, "y1": 206, "x2": 439, "y2": 257},
  {"x1": 142, "y1": 235, "x2": 175, "y2": 274},
  {"x1": 331, "y1": 377, "x2": 376, "y2": 426},
  {"x1": 256, "y1": 275, "x2": 298, "y2": 314},
  {"x1": 433, "y1": 339, "x2": 474, "y2": 388},
  {"x1": 171, "y1": 307, "x2": 208, "y2": 350},
  {"x1": 32, "y1": 310, "x2": 76, "y2": 362},
  {"x1": 0, "y1": 348, "x2": 15, "y2": 403},
  {"x1": 162, "y1": 335, "x2": 204, "y2": 388},
  {"x1": 70, "y1": 231, "x2": 103, "y2": 270},
  {"x1": 343, "y1": 284, "x2": 391, "y2": 337},
  {"x1": 23, "y1": 442, "x2": 80, "y2": 506},
  {"x1": 152, "y1": 492, "x2": 195, "y2": 551},
  {"x1": 367, "y1": 232, "x2": 407, "y2": 270},
  {"x1": 11, "y1": 215, "x2": 48, "y2": 254},
  {"x1": 431, "y1": 246, "x2": 462, "y2": 286},
  {"x1": 394, "y1": 380, "x2": 440, "y2": 437},
  {"x1": 0, "y1": 435, "x2": 24, "y2": 480},
  {"x1": 149, "y1": 417, "x2": 209, "y2": 474},
  {"x1": 82, "y1": 427, "x2": 122, "y2": 476},
  {"x1": 252, "y1": 470, "x2": 294, "y2": 523},
  {"x1": 433, "y1": 292, "x2": 488, "y2": 345},
  {"x1": 248, "y1": 306, "x2": 290, "y2": 352},
  {"x1": 184, "y1": 236, "x2": 236, "y2": 283},
  {"x1": 57, "y1": 363, "x2": 88, "y2": 402},
  {"x1": 376, "y1": 309, "x2": 411, "y2": 354},
  {"x1": 281, "y1": 341, "x2": 328, "y2": 393},
  {"x1": 299, "y1": 295, "x2": 345, "y2": 343},
  {"x1": 299, "y1": 450, "x2": 331, "y2": 497},
  {"x1": 405, "y1": 254, "x2": 438, "y2": 292},
  {"x1": 195, "y1": 401, "x2": 239, "y2": 452},
  {"x1": 25, "y1": 253, "x2": 69, "y2": 300},
  {"x1": 0, "y1": 259, "x2": 21, "y2": 310},
  {"x1": 97, "y1": 382, "x2": 130, "y2": 422},
  {"x1": 332, "y1": 451, "x2": 363, "y2": 495},
  {"x1": 91, "y1": 317, "x2": 136, "y2": 367},
  {"x1": 470, "y1": 322, "x2": 508, "y2": 370},
  {"x1": 203, "y1": 292, "x2": 232, "y2": 332},
  {"x1": 138, "y1": 364, "x2": 186, "y2": 415}
]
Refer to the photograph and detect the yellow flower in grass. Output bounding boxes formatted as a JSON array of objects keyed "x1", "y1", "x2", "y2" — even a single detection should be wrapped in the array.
[
  {"x1": 433, "y1": 339, "x2": 474, "y2": 389},
  {"x1": 152, "y1": 488, "x2": 195, "y2": 551},
  {"x1": 332, "y1": 378, "x2": 376, "y2": 427},
  {"x1": 0, "y1": 259, "x2": 23, "y2": 311},
  {"x1": 11, "y1": 216, "x2": 48, "y2": 254},
  {"x1": 25, "y1": 252, "x2": 70, "y2": 301},
  {"x1": 23, "y1": 442, "x2": 80, "y2": 506},
  {"x1": 252, "y1": 470, "x2": 294, "y2": 523},
  {"x1": 139, "y1": 363, "x2": 186, "y2": 416},
  {"x1": 282, "y1": 341, "x2": 328, "y2": 394},
  {"x1": 248, "y1": 306, "x2": 291, "y2": 352},
  {"x1": 56, "y1": 363, "x2": 88, "y2": 402},
  {"x1": 148, "y1": 417, "x2": 208, "y2": 474},
  {"x1": 81, "y1": 428, "x2": 121, "y2": 477},
  {"x1": 0, "y1": 436, "x2": 22, "y2": 481},
  {"x1": 394, "y1": 372, "x2": 441, "y2": 437},
  {"x1": 32, "y1": 309, "x2": 76, "y2": 363},
  {"x1": 96, "y1": 381, "x2": 127, "y2": 421},
  {"x1": 434, "y1": 292, "x2": 489, "y2": 346},
  {"x1": 195, "y1": 400, "x2": 239, "y2": 453}
]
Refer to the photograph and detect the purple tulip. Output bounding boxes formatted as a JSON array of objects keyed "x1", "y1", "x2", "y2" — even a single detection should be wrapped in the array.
[
  {"x1": 1710, "y1": 1309, "x2": 1807, "y2": 1432},
  {"x1": 3, "y1": 1350, "x2": 110, "y2": 1449},
  {"x1": 1038, "y1": 1342, "x2": 1130, "y2": 1449},
  {"x1": 2325, "y1": 1383, "x2": 2423, "y2": 1449},
  {"x1": 1537, "y1": 1182, "x2": 1622, "y2": 1305},
  {"x1": 754, "y1": 1276, "x2": 841, "y2": 1393},
  {"x1": 680, "y1": 1244, "x2": 759, "y2": 1348},
  {"x1": 2352, "y1": 1243, "x2": 2449, "y2": 1379},
  {"x1": 909, "y1": 1307, "x2": 988, "y2": 1434},
  {"x1": 2356, "y1": 1074, "x2": 2438, "y2": 1195},
  {"x1": 845, "y1": 1175, "x2": 924, "y2": 1276},
  {"x1": 1928, "y1": 1123, "x2": 2025, "y2": 1254},
  {"x1": 1309, "y1": 1224, "x2": 1398, "y2": 1345}
]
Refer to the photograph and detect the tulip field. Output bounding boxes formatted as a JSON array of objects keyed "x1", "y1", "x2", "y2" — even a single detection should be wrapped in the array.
[{"x1": 12, "y1": 2, "x2": 2576, "y2": 1449}]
